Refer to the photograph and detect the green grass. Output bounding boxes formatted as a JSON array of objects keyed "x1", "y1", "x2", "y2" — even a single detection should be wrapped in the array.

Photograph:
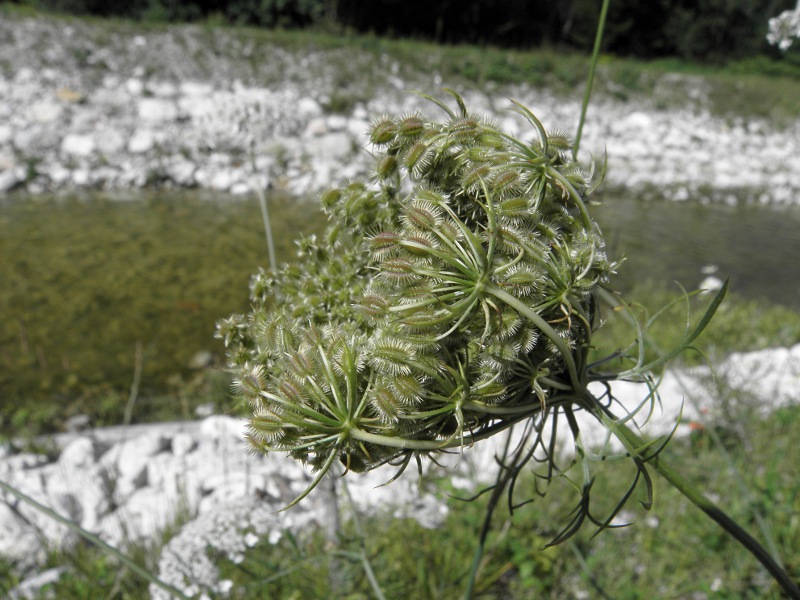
[
  {"x1": 0, "y1": 192, "x2": 326, "y2": 437},
  {"x1": 2, "y1": 193, "x2": 799, "y2": 439},
  {"x1": 590, "y1": 281, "x2": 800, "y2": 371},
  {"x1": 7, "y1": 400, "x2": 796, "y2": 598}
]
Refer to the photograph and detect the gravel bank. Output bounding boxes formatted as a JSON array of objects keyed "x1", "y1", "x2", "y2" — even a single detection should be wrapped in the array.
[{"x1": 1, "y1": 14, "x2": 799, "y2": 204}]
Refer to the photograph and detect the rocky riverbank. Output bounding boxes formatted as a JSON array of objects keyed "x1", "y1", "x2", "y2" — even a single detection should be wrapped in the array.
[
  {"x1": 2, "y1": 344, "x2": 798, "y2": 597},
  {"x1": 1, "y1": 14, "x2": 799, "y2": 204}
]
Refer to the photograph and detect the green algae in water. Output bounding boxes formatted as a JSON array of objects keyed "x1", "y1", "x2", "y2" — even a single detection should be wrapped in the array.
[{"x1": 0, "y1": 192, "x2": 325, "y2": 434}]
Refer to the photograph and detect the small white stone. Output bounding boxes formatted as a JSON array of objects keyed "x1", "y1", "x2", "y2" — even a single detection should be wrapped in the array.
[
  {"x1": 180, "y1": 81, "x2": 214, "y2": 97},
  {"x1": 171, "y1": 432, "x2": 196, "y2": 458},
  {"x1": 60, "y1": 133, "x2": 95, "y2": 157},
  {"x1": 210, "y1": 169, "x2": 234, "y2": 191},
  {"x1": 0, "y1": 124, "x2": 12, "y2": 145},
  {"x1": 128, "y1": 129, "x2": 156, "y2": 154},
  {"x1": 304, "y1": 117, "x2": 327, "y2": 136},
  {"x1": 59, "y1": 437, "x2": 98, "y2": 469},
  {"x1": 326, "y1": 115, "x2": 348, "y2": 131},
  {"x1": 296, "y1": 97, "x2": 322, "y2": 119},
  {"x1": 125, "y1": 78, "x2": 144, "y2": 96},
  {"x1": 138, "y1": 98, "x2": 178, "y2": 122},
  {"x1": 0, "y1": 169, "x2": 20, "y2": 192},
  {"x1": 30, "y1": 101, "x2": 62, "y2": 124},
  {"x1": 96, "y1": 129, "x2": 126, "y2": 156},
  {"x1": 230, "y1": 182, "x2": 251, "y2": 195},
  {"x1": 72, "y1": 169, "x2": 91, "y2": 186}
]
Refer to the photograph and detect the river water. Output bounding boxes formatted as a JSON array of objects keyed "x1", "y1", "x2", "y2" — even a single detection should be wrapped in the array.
[{"x1": 594, "y1": 193, "x2": 800, "y2": 305}]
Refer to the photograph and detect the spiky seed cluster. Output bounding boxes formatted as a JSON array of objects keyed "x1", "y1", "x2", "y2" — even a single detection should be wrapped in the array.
[{"x1": 218, "y1": 92, "x2": 613, "y2": 503}]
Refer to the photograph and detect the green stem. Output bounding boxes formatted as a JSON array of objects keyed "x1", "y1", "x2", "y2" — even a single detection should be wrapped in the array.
[
  {"x1": 610, "y1": 419, "x2": 800, "y2": 599},
  {"x1": 339, "y1": 477, "x2": 387, "y2": 600},
  {"x1": 0, "y1": 478, "x2": 192, "y2": 600},
  {"x1": 349, "y1": 413, "x2": 525, "y2": 450},
  {"x1": 487, "y1": 284, "x2": 583, "y2": 392},
  {"x1": 574, "y1": 0, "x2": 611, "y2": 156}
]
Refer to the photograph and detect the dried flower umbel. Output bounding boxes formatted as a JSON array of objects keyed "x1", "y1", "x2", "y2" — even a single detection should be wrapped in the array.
[
  {"x1": 218, "y1": 95, "x2": 800, "y2": 597},
  {"x1": 218, "y1": 91, "x2": 623, "y2": 509}
]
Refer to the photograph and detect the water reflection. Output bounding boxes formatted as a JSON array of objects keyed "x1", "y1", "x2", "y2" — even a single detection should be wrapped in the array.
[{"x1": 594, "y1": 194, "x2": 800, "y2": 309}]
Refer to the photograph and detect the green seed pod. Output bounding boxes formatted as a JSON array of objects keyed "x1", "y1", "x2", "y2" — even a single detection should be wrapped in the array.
[{"x1": 370, "y1": 117, "x2": 397, "y2": 144}]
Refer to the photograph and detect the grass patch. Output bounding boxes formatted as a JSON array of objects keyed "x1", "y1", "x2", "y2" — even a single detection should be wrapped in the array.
[
  {"x1": 0, "y1": 192, "x2": 326, "y2": 436},
  {"x1": 2, "y1": 193, "x2": 798, "y2": 438},
  {"x1": 591, "y1": 280, "x2": 800, "y2": 370}
]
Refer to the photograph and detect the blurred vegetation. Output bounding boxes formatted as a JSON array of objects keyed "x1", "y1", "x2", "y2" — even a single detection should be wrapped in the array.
[
  {"x1": 0, "y1": 193, "x2": 326, "y2": 438},
  {"x1": 3, "y1": 0, "x2": 800, "y2": 66},
  {"x1": 2, "y1": 192, "x2": 799, "y2": 440}
]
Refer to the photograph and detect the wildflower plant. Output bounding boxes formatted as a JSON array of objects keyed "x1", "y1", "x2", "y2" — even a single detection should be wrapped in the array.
[
  {"x1": 219, "y1": 90, "x2": 615, "y2": 499},
  {"x1": 218, "y1": 86, "x2": 800, "y2": 598},
  {"x1": 767, "y1": 0, "x2": 800, "y2": 51},
  {"x1": 217, "y1": 7, "x2": 800, "y2": 590}
]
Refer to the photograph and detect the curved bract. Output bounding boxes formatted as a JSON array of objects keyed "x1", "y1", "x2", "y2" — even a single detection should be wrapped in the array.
[{"x1": 219, "y1": 91, "x2": 615, "y2": 506}]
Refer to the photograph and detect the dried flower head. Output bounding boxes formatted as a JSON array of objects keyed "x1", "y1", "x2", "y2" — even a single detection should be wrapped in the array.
[{"x1": 219, "y1": 91, "x2": 619, "y2": 508}]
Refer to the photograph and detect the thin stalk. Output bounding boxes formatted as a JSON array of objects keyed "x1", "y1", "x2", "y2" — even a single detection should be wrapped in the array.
[
  {"x1": 608, "y1": 417, "x2": 800, "y2": 599},
  {"x1": 574, "y1": 0, "x2": 611, "y2": 156},
  {"x1": 254, "y1": 181, "x2": 277, "y2": 272},
  {"x1": 122, "y1": 340, "x2": 144, "y2": 427},
  {"x1": 487, "y1": 284, "x2": 582, "y2": 392},
  {"x1": 340, "y1": 476, "x2": 387, "y2": 600},
  {"x1": 463, "y1": 430, "x2": 517, "y2": 600},
  {"x1": 0, "y1": 478, "x2": 192, "y2": 600}
]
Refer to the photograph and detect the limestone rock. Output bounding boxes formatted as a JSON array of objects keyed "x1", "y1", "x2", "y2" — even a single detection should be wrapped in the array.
[{"x1": 60, "y1": 133, "x2": 95, "y2": 157}]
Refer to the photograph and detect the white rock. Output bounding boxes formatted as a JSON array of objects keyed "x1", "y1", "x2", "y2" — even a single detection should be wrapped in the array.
[
  {"x1": 58, "y1": 437, "x2": 98, "y2": 469},
  {"x1": 621, "y1": 111, "x2": 653, "y2": 132},
  {"x1": 308, "y1": 132, "x2": 352, "y2": 160},
  {"x1": 29, "y1": 101, "x2": 62, "y2": 124},
  {"x1": 177, "y1": 95, "x2": 216, "y2": 119},
  {"x1": 138, "y1": 98, "x2": 178, "y2": 123},
  {"x1": 49, "y1": 164, "x2": 72, "y2": 184},
  {"x1": 0, "y1": 169, "x2": 20, "y2": 192},
  {"x1": 60, "y1": 133, "x2": 95, "y2": 157},
  {"x1": 326, "y1": 114, "x2": 348, "y2": 131},
  {"x1": 128, "y1": 129, "x2": 156, "y2": 154},
  {"x1": 180, "y1": 81, "x2": 214, "y2": 97},
  {"x1": 305, "y1": 117, "x2": 328, "y2": 136},
  {"x1": 8, "y1": 567, "x2": 64, "y2": 600},
  {"x1": 101, "y1": 433, "x2": 169, "y2": 498},
  {"x1": 125, "y1": 78, "x2": 144, "y2": 96},
  {"x1": 0, "y1": 504, "x2": 44, "y2": 569},
  {"x1": 296, "y1": 97, "x2": 323, "y2": 119},
  {"x1": 166, "y1": 159, "x2": 196, "y2": 185},
  {"x1": 150, "y1": 81, "x2": 178, "y2": 97},
  {"x1": 171, "y1": 433, "x2": 196, "y2": 458},
  {"x1": 210, "y1": 169, "x2": 235, "y2": 191},
  {"x1": 96, "y1": 128, "x2": 127, "y2": 156},
  {"x1": 72, "y1": 168, "x2": 91, "y2": 186},
  {"x1": 0, "y1": 124, "x2": 12, "y2": 145},
  {"x1": 198, "y1": 416, "x2": 246, "y2": 449},
  {"x1": 230, "y1": 182, "x2": 251, "y2": 195}
]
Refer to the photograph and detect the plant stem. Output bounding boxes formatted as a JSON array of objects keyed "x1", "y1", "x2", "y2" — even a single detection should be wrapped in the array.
[
  {"x1": 609, "y1": 418, "x2": 800, "y2": 599},
  {"x1": 574, "y1": 0, "x2": 611, "y2": 157},
  {"x1": 254, "y1": 181, "x2": 277, "y2": 272},
  {"x1": 339, "y1": 476, "x2": 388, "y2": 600}
]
